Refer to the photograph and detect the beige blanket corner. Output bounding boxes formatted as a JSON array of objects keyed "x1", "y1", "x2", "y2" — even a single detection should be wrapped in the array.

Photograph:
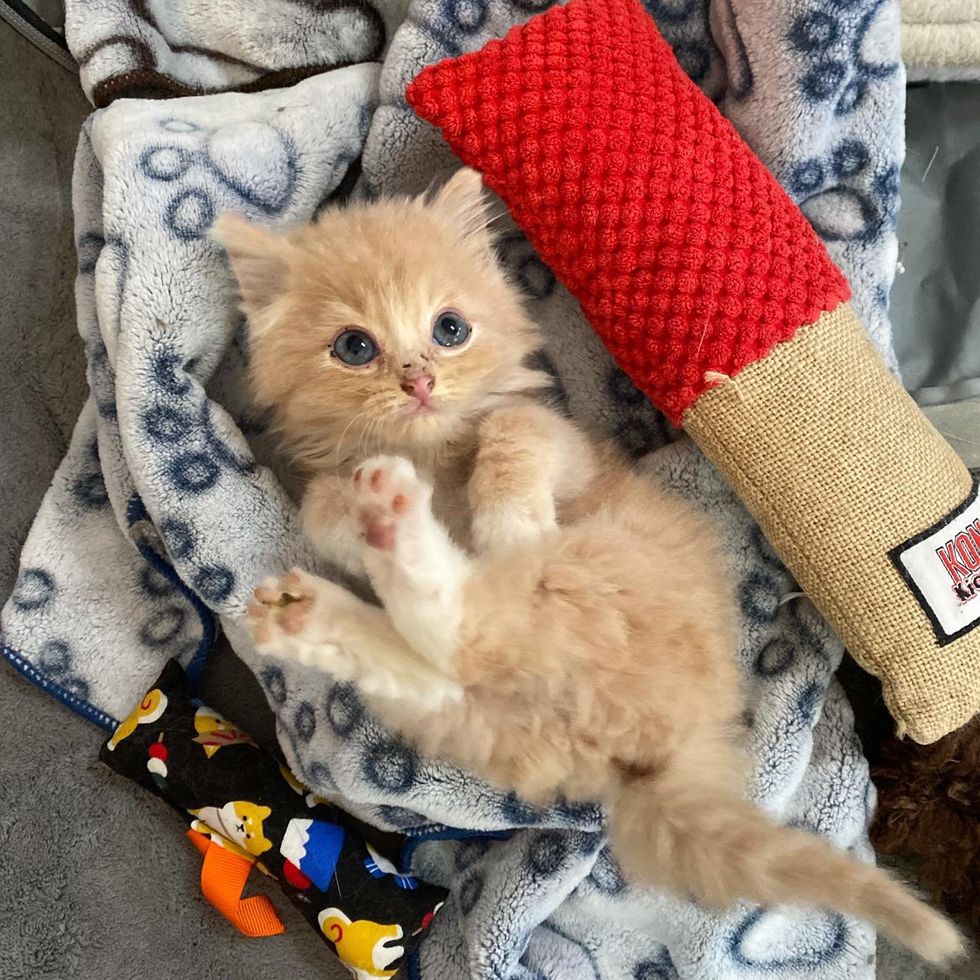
[{"x1": 903, "y1": 0, "x2": 980, "y2": 80}]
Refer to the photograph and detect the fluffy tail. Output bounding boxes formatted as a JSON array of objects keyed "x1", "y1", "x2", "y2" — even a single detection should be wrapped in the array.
[{"x1": 607, "y1": 775, "x2": 964, "y2": 965}]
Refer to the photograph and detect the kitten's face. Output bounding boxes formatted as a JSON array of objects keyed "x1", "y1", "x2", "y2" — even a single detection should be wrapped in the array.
[{"x1": 214, "y1": 170, "x2": 546, "y2": 469}]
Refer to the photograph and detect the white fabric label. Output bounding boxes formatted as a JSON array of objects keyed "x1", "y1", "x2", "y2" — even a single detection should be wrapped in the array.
[{"x1": 894, "y1": 481, "x2": 980, "y2": 643}]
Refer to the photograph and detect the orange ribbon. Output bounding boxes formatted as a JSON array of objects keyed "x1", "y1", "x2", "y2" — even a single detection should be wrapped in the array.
[{"x1": 187, "y1": 830, "x2": 284, "y2": 937}]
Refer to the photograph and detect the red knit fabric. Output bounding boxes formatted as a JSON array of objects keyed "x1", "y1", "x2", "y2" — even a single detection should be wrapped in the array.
[{"x1": 407, "y1": 0, "x2": 851, "y2": 424}]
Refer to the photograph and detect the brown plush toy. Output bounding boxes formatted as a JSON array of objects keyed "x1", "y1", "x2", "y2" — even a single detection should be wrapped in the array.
[{"x1": 871, "y1": 715, "x2": 980, "y2": 940}]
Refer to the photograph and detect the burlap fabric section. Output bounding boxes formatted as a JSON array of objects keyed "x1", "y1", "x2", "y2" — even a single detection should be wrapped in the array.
[{"x1": 686, "y1": 303, "x2": 980, "y2": 743}]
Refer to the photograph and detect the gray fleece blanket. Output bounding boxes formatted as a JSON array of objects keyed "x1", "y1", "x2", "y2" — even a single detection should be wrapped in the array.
[{"x1": 3, "y1": 0, "x2": 906, "y2": 977}]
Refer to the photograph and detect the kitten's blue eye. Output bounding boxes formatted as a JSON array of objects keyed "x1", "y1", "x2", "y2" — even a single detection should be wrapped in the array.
[
  {"x1": 332, "y1": 329, "x2": 378, "y2": 366},
  {"x1": 432, "y1": 311, "x2": 470, "y2": 348}
]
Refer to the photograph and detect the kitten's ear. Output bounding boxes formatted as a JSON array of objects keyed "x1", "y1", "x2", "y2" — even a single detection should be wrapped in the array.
[
  {"x1": 429, "y1": 168, "x2": 493, "y2": 246},
  {"x1": 212, "y1": 214, "x2": 292, "y2": 316}
]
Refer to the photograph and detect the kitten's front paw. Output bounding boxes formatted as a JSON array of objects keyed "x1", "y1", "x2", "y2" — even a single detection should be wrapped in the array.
[
  {"x1": 472, "y1": 501, "x2": 556, "y2": 554},
  {"x1": 352, "y1": 455, "x2": 431, "y2": 551}
]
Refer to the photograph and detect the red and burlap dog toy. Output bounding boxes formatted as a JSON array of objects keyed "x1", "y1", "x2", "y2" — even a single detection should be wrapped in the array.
[{"x1": 407, "y1": 0, "x2": 980, "y2": 743}]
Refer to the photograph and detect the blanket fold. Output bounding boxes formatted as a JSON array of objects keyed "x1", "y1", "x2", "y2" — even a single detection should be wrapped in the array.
[
  {"x1": 902, "y1": 0, "x2": 980, "y2": 81},
  {"x1": 65, "y1": 0, "x2": 405, "y2": 107},
  {"x1": 3, "y1": 0, "x2": 907, "y2": 976}
]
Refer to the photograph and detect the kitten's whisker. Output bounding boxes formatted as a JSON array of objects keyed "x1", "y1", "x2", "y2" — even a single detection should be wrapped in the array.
[
  {"x1": 334, "y1": 409, "x2": 371, "y2": 465},
  {"x1": 357, "y1": 414, "x2": 375, "y2": 461},
  {"x1": 358, "y1": 412, "x2": 383, "y2": 463}
]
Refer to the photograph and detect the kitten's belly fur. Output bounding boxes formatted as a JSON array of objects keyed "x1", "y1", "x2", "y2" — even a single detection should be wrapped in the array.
[
  {"x1": 428, "y1": 467, "x2": 474, "y2": 552},
  {"x1": 367, "y1": 448, "x2": 743, "y2": 805}
]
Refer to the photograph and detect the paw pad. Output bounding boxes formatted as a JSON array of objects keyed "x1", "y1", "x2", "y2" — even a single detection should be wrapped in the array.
[
  {"x1": 352, "y1": 456, "x2": 429, "y2": 551},
  {"x1": 248, "y1": 570, "x2": 316, "y2": 644}
]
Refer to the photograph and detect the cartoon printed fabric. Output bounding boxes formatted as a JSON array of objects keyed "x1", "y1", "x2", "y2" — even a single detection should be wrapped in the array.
[
  {"x1": 100, "y1": 660, "x2": 447, "y2": 978},
  {"x1": 3, "y1": 0, "x2": 904, "y2": 976}
]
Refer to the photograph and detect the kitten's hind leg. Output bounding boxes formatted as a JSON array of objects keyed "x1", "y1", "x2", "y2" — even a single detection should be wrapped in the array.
[
  {"x1": 352, "y1": 456, "x2": 468, "y2": 673},
  {"x1": 248, "y1": 568, "x2": 461, "y2": 709}
]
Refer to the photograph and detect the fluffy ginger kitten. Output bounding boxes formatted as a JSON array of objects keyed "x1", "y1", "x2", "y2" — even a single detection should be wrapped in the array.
[{"x1": 213, "y1": 169, "x2": 961, "y2": 965}]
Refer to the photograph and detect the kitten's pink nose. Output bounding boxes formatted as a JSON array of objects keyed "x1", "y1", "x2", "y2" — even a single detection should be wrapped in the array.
[{"x1": 400, "y1": 373, "x2": 435, "y2": 405}]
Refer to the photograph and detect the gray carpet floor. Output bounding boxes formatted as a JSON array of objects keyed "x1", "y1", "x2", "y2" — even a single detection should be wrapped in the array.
[{"x1": 0, "y1": 19, "x2": 977, "y2": 980}]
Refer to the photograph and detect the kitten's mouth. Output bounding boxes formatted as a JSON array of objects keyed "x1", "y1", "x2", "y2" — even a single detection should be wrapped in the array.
[{"x1": 401, "y1": 399, "x2": 436, "y2": 417}]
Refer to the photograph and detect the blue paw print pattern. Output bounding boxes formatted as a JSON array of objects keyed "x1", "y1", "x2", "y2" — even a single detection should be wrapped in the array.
[
  {"x1": 143, "y1": 396, "x2": 255, "y2": 487},
  {"x1": 607, "y1": 368, "x2": 679, "y2": 458},
  {"x1": 76, "y1": 232, "x2": 105, "y2": 276},
  {"x1": 441, "y1": 0, "x2": 488, "y2": 36},
  {"x1": 138, "y1": 119, "x2": 301, "y2": 240},
  {"x1": 142, "y1": 404, "x2": 192, "y2": 444},
  {"x1": 727, "y1": 907, "x2": 848, "y2": 970},
  {"x1": 586, "y1": 845, "x2": 627, "y2": 895},
  {"x1": 70, "y1": 443, "x2": 110, "y2": 512},
  {"x1": 790, "y1": 0, "x2": 898, "y2": 116},
  {"x1": 499, "y1": 790, "x2": 542, "y2": 825},
  {"x1": 139, "y1": 605, "x2": 188, "y2": 649},
  {"x1": 11, "y1": 568, "x2": 56, "y2": 611},
  {"x1": 36, "y1": 639, "x2": 91, "y2": 701},
  {"x1": 634, "y1": 948, "x2": 679, "y2": 979},
  {"x1": 135, "y1": 335, "x2": 265, "y2": 613},
  {"x1": 790, "y1": 11, "x2": 839, "y2": 54},
  {"x1": 206, "y1": 122, "x2": 299, "y2": 214},
  {"x1": 795, "y1": 679, "x2": 824, "y2": 728},
  {"x1": 305, "y1": 762, "x2": 338, "y2": 795},
  {"x1": 376, "y1": 804, "x2": 429, "y2": 830},
  {"x1": 168, "y1": 451, "x2": 221, "y2": 495},
  {"x1": 192, "y1": 565, "x2": 235, "y2": 603},
  {"x1": 524, "y1": 830, "x2": 569, "y2": 877},
  {"x1": 643, "y1": 0, "x2": 695, "y2": 25},
  {"x1": 150, "y1": 350, "x2": 194, "y2": 398},
  {"x1": 38, "y1": 639, "x2": 73, "y2": 674},
  {"x1": 788, "y1": 137, "x2": 892, "y2": 243},
  {"x1": 755, "y1": 637, "x2": 796, "y2": 677},
  {"x1": 165, "y1": 189, "x2": 214, "y2": 240},
  {"x1": 140, "y1": 565, "x2": 175, "y2": 598},
  {"x1": 159, "y1": 117, "x2": 202, "y2": 134},
  {"x1": 739, "y1": 568, "x2": 783, "y2": 625},
  {"x1": 496, "y1": 234, "x2": 556, "y2": 302},
  {"x1": 196, "y1": 400, "x2": 256, "y2": 477},
  {"x1": 413, "y1": 0, "x2": 495, "y2": 59},
  {"x1": 800, "y1": 58, "x2": 848, "y2": 104},
  {"x1": 525, "y1": 350, "x2": 570, "y2": 416},
  {"x1": 259, "y1": 664, "x2": 288, "y2": 706},
  {"x1": 293, "y1": 701, "x2": 318, "y2": 743},
  {"x1": 642, "y1": 0, "x2": 722, "y2": 94},
  {"x1": 159, "y1": 517, "x2": 196, "y2": 561},
  {"x1": 363, "y1": 736, "x2": 418, "y2": 793},
  {"x1": 88, "y1": 336, "x2": 119, "y2": 422},
  {"x1": 325, "y1": 681, "x2": 364, "y2": 737}
]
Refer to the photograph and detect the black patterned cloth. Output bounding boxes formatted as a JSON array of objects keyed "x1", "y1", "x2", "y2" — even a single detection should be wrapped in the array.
[{"x1": 100, "y1": 660, "x2": 446, "y2": 978}]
